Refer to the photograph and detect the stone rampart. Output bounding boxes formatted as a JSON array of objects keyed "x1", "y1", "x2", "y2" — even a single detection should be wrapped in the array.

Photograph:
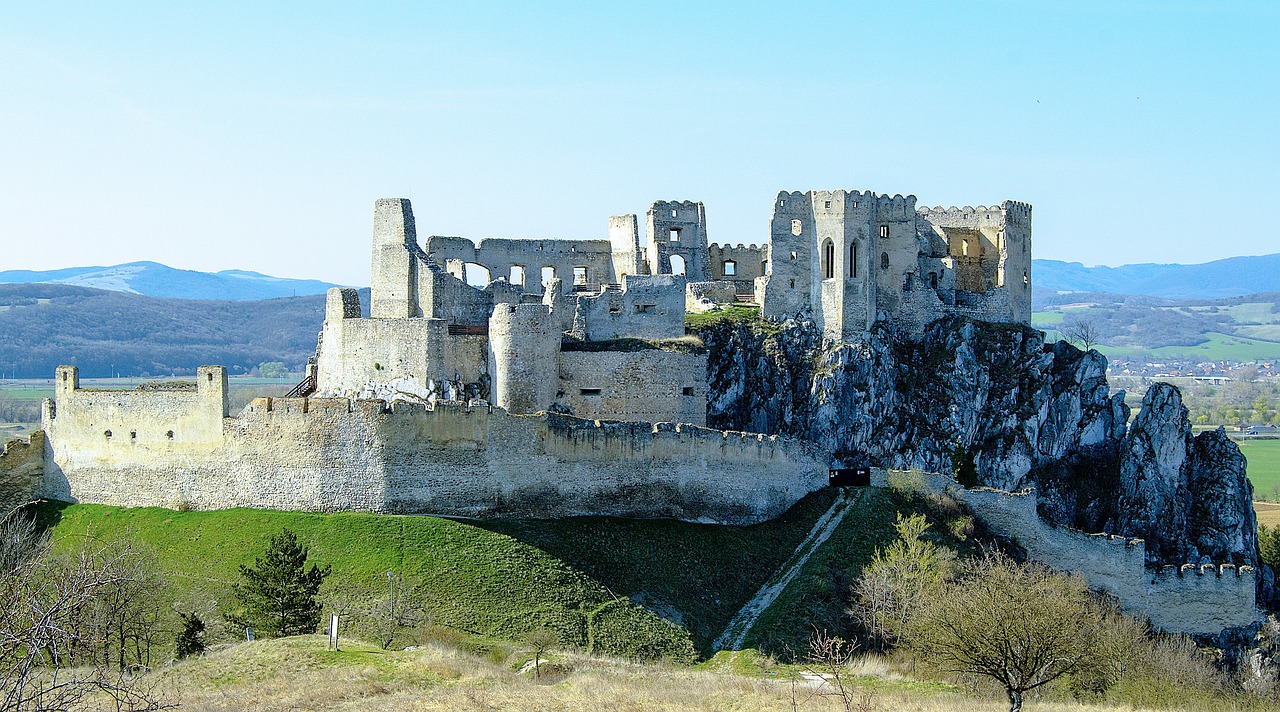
[
  {"x1": 871, "y1": 470, "x2": 1259, "y2": 635},
  {"x1": 1, "y1": 431, "x2": 45, "y2": 513},
  {"x1": 41, "y1": 386, "x2": 827, "y2": 525},
  {"x1": 557, "y1": 349, "x2": 707, "y2": 425}
]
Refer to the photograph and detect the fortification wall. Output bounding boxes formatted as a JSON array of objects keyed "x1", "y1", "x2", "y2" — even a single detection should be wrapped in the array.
[
  {"x1": 646, "y1": 200, "x2": 710, "y2": 281},
  {"x1": 687, "y1": 281, "x2": 738, "y2": 313},
  {"x1": 708, "y1": 243, "x2": 767, "y2": 292},
  {"x1": 42, "y1": 394, "x2": 823, "y2": 525},
  {"x1": 870, "y1": 471, "x2": 1259, "y2": 635},
  {"x1": 571, "y1": 275, "x2": 686, "y2": 341},
  {"x1": 608, "y1": 214, "x2": 643, "y2": 282},
  {"x1": 315, "y1": 313, "x2": 487, "y2": 400},
  {"x1": 557, "y1": 350, "x2": 707, "y2": 426},
  {"x1": 1, "y1": 431, "x2": 45, "y2": 512},
  {"x1": 424, "y1": 235, "x2": 616, "y2": 293}
]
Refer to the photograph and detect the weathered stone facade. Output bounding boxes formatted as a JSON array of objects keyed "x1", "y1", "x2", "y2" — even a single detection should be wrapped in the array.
[
  {"x1": 756, "y1": 191, "x2": 1032, "y2": 340},
  {"x1": 37, "y1": 368, "x2": 826, "y2": 525}
]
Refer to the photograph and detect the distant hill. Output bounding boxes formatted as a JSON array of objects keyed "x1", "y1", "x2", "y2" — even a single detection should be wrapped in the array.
[
  {"x1": 0, "y1": 261, "x2": 345, "y2": 301},
  {"x1": 1033, "y1": 254, "x2": 1280, "y2": 300},
  {"x1": 0, "y1": 283, "x2": 370, "y2": 378}
]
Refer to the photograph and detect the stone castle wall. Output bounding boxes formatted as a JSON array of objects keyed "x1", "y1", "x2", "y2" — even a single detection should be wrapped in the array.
[
  {"x1": 557, "y1": 349, "x2": 707, "y2": 425},
  {"x1": 38, "y1": 376, "x2": 823, "y2": 524},
  {"x1": 873, "y1": 470, "x2": 1259, "y2": 636},
  {"x1": 1, "y1": 431, "x2": 45, "y2": 513}
]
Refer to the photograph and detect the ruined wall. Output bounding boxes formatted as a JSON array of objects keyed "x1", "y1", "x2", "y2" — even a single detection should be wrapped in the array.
[
  {"x1": 424, "y1": 235, "x2": 616, "y2": 294},
  {"x1": 918, "y1": 203, "x2": 1032, "y2": 324},
  {"x1": 871, "y1": 471, "x2": 1259, "y2": 636},
  {"x1": 609, "y1": 214, "x2": 644, "y2": 282},
  {"x1": 687, "y1": 281, "x2": 738, "y2": 313},
  {"x1": 314, "y1": 289, "x2": 487, "y2": 401},
  {"x1": 708, "y1": 243, "x2": 767, "y2": 294},
  {"x1": 42, "y1": 395, "x2": 826, "y2": 525},
  {"x1": 571, "y1": 275, "x2": 686, "y2": 341},
  {"x1": 370, "y1": 198, "x2": 421, "y2": 318},
  {"x1": 646, "y1": 201, "x2": 711, "y2": 281},
  {"x1": 760, "y1": 191, "x2": 815, "y2": 320},
  {"x1": 1, "y1": 431, "x2": 45, "y2": 512},
  {"x1": 557, "y1": 350, "x2": 707, "y2": 426}
]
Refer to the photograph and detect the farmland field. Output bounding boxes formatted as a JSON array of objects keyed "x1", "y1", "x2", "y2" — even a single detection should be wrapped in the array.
[{"x1": 1241, "y1": 438, "x2": 1280, "y2": 503}]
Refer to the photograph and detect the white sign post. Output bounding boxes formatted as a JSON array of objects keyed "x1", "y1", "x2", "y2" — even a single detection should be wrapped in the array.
[{"x1": 329, "y1": 614, "x2": 340, "y2": 651}]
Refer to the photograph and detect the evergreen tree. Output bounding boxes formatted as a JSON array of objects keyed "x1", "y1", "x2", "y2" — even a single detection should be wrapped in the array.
[
  {"x1": 175, "y1": 611, "x2": 206, "y2": 659},
  {"x1": 229, "y1": 528, "x2": 331, "y2": 637}
]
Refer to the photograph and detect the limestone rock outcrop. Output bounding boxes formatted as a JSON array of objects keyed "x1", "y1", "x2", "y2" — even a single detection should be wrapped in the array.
[{"x1": 697, "y1": 316, "x2": 1258, "y2": 567}]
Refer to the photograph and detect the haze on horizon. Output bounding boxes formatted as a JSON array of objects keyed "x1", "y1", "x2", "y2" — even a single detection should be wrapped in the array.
[{"x1": 1, "y1": 1, "x2": 1276, "y2": 286}]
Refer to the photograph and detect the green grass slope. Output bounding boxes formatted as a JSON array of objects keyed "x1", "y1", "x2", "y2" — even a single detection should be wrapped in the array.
[
  {"x1": 31, "y1": 486, "x2": 973, "y2": 663},
  {"x1": 33, "y1": 503, "x2": 697, "y2": 662}
]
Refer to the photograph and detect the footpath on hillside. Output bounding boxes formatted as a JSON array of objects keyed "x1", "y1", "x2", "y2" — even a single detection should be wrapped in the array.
[{"x1": 713, "y1": 488, "x2": 863, "y2": 651}]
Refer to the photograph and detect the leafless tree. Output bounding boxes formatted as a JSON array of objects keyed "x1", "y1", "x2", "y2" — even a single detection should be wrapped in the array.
[
  {"x1": 1063, "y1": 316, "x2": 1102, "y2": 352},
  {"x1": 0, "y1": 514, "x2": 171, "y2": 711},
  {"x1": 803, "y1": 628, "x2": 877, "y2": 712}
]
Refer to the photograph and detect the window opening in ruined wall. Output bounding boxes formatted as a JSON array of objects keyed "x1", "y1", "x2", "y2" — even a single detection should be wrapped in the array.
[
  {"x1": 669, "y1": 228, "x2": 680, "y2": 242},
  {"x1": 791, "y1": 219, "x2": 802, "y2": 236},
  {"x1": 849, "y1": 242, "x2": 858, "y2": 277},
  {"x1": 464, "y1": 263, "x2": 490, "y2": 287},
  {"x1": 881, "y1": 253, "x2": 889, "y2": 270},
  {"x1": 821, "y1": 239, "x2": 834, "y2": 279},
  {"x1": 573, "y1": 266, "x2": 589, "y2": 286},
  {"x1": 510, "y1": 265, "x2": 526, "y2": 287},
  {"x1": 930, "y1": 272, "x2": 938, "y2": 290},
  {"x1": 541, "y1": 266, "x2": 556, "y2": 289},
  {"x1": 723, "y1": 260, "x2": 736, "y2": 276},
  {"x1": 669, "y1": 254, "x2": 686, "y2": 275},
  {"x1": 879, "y1": 225, "x2": 889, "y2": 239},
  {"x1": 580, "y1": 388, "x2": 602, "y2": 396}
]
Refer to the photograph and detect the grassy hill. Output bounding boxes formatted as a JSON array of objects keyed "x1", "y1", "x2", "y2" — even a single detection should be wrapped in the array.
[{"x1": 29, "y1": 487, "x2": 966, "y2": 662}]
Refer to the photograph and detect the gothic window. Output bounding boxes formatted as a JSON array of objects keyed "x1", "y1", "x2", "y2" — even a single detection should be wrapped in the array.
[
  {"x1": 879, "y1": 225, "x2": 889, "y2": 239},
  {"x1": 821, "y1": 239, "x2": 835, "y2": 279},
  {"x1": 669, "y1": 254, "x2": 686, "y2": 275},
  {"x1": 849, "y1": 242, "x2": 858, "y2": 277},
  {"x1": 881, "y1": 253, "x2": 889, "y2": 270}
]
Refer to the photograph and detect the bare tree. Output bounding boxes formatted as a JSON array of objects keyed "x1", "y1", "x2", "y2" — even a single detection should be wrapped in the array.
[
  {"x1": 803, "y1": 628, "x2": 877, "y2": 712},
  {"x1": 908, "y1": 550, "x2": 1108, "y2": 712},
  {"x1": 523, "y1": 627, "x2": 560, "y2": 681},
  {"x1": 1062, "y1": 316, "x2": 1102, "y2": 352},
  {"x1": 0, "y1": 515, "x2": 171, "y2": 711}
]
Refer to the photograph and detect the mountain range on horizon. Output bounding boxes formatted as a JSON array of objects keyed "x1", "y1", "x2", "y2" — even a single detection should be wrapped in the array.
[{"x1": 3, "y1": 253, "x2": 1280, "y2": 302}]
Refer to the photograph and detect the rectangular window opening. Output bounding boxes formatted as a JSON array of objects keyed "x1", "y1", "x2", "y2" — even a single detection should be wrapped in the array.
[
  {"x1": 879, "y1": 225, "x2": 889, "y2": 238},
  {"x1": 669, "y1": 228, "x2": 680, "y2": 242},
  {"x1": 634, "y1": 304, "x2": 653, "y2": 313},
  {"x1": 573, "y1": 266, "x2": 589, "y2": 286},
  {"x1": 580, "y1": 388, "x2": 602, "y2": 396},
  {"x1": 681, "y1": 387, "x2": 694, "y2": 396}
]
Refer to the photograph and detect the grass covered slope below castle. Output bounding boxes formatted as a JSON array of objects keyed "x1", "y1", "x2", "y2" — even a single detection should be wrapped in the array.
[{"x1": 30, "y1": 488, "x2": 973, "y2": 660}]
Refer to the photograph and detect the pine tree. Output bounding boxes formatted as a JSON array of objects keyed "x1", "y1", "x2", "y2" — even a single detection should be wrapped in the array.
[
  {"x1": 229, "y1": 528, "x2": 332, "y2": 637},
  {"x1": 175, "y1": 611, "x2": 206, "y2": 659}
]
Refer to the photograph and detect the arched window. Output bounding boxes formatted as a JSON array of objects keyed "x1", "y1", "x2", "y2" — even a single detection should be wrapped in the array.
[
  {"x1": 540, "y1": 266, "x2": 556, "y2": 289},
  {"x1": 821, "y1": 239, "x2": 835, "y2": 279},
  {"x1": 849, "y1": 242, "x2": 858, "y2": 278},
  {"x1": 669, "y1": 254, "x2": 686, "y2": 275},
  {"x1": 463, "y1": 263, "x2": 490, "y2": 287},
  {"x1": 881, "y1": 253, "x2": 890, "y2": 270},
  {"x1": 930, "y1": 272, "x2": 938, "y2": 290}
]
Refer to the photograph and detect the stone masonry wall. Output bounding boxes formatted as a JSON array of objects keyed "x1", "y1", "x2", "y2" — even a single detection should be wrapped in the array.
[
  {"x1": 557, "y1": 350, "x2": 707, "y2": 426},
  {"x1": 1, "y1": 431, "x2": 45, "y2": 513},
  {"x1": 872, "y1": 470, "x2": 1259, "y2": 636},
  {"x1": 41, "y1": 394, "x2": 827, "y2": 525}
]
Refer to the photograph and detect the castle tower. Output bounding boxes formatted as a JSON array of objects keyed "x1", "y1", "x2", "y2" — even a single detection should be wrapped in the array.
[
  {"x1": 608, "y1": 214, "x2": 643, "y2": 282},
  {"x1": 645, "y1": 201, "x2": 711, "y2": 281},
  {"x1": 488, "y1": 304, "x2": 560, "y2": 414},
  {"x1": 197, "y1": 365, "x2": 229, "y2": 418},
  {"x1": 999, "y1": 201, "x2": 1033, "y2": 324},
  {"x1": 370, "y1": 198, "x2": 421, "y2": 318},
  {"x1": 760, "y1": 192, "x2": 816, "y2": 320}
]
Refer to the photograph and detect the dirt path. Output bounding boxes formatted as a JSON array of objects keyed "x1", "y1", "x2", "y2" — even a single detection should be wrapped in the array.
[{"x1": 713, "y1": 488, "x2": 864, "y2": 651}]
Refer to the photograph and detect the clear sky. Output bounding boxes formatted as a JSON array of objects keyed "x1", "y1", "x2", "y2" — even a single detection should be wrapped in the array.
[{"x1": 2, "y1": 1, "x2": 1276, "y2": 286}]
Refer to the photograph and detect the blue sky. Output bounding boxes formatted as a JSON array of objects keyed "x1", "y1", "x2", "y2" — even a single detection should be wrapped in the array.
[{"x1": 2, "y1": 1, "x2": 1276, "y2": 286}]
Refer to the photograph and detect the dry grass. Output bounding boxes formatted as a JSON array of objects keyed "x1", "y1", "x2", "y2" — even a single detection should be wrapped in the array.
[{"x1": 72, "y1": 635, "x2": 1253, "y2": 712}]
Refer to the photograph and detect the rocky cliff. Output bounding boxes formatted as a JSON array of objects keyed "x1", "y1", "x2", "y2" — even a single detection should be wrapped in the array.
[{"x1": 696, "y1": 316, "x2": 1258, "y2": 568}]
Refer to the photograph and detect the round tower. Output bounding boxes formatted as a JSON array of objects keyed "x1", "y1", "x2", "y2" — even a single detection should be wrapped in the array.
[{"x1": 488, "y1": 304, "x2": 559, "y2": 414}]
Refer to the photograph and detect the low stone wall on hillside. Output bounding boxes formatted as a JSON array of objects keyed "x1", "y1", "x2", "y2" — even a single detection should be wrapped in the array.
[
  {"x1": 40, "y1": 378, "x2": 830, "y2": 525},
  {"x1": 872, "y1": 470, "x2": 1259, "y2": 636},
  {"x1": 1, "y1": 431, "x2": 45, "y2": 513}
]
